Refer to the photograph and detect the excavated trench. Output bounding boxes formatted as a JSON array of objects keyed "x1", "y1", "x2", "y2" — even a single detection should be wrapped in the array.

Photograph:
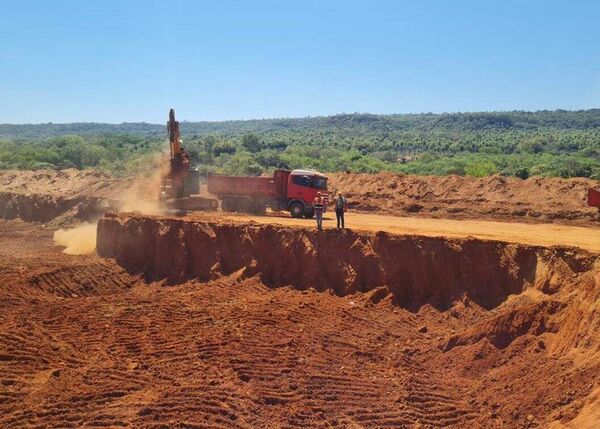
[
  {"x1": 0, "y1": 191, "x2": 113, "y2": 224},
  {"x1": 97, "y1": 213, "x2": 598, "y2": 312},
  {"x1": 3, "y1": 207, "x2": 600, "y2": 427}
]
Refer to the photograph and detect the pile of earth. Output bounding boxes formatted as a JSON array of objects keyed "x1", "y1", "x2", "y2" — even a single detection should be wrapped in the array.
[
  {"x1": 329, "y1": 172, "x2": 599, "y2": 225},
  {"x1": 0, "y1": 169, "x2": 163, "y2": 225}
]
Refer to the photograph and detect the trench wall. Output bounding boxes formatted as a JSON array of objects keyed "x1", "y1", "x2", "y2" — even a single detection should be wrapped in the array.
[
  {"x1": 0, "y1": 192, "x2": 111, "y2": 223},
  {"x1": 97, "y1": 213, "x2": 595, "y2": 311}
]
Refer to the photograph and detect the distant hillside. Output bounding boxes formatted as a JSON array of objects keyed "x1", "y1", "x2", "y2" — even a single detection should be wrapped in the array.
[
  {"x1": 2, "y1": 109, "x2": 600, "y2": 139},
  {"x1": 1, "y1": 109, "x2": 599, "y2": 179}
]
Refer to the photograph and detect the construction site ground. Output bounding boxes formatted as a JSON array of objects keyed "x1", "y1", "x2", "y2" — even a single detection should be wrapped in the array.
[
  {"x1": 1, "y1": 170, "x2": 600, "y2": 428},
  {"x1": 188, "y1": 210, "x2": 600, "y2": 253}
]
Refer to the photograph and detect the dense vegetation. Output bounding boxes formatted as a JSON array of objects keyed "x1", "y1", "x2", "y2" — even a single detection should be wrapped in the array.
[{"x1": 1, "y1": 109, "x2": 599, "y2": 179}]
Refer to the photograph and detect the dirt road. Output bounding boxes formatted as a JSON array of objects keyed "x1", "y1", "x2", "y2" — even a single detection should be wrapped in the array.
[{"x1": 184, "y1": 211, "x2": 600, "y2": 253}]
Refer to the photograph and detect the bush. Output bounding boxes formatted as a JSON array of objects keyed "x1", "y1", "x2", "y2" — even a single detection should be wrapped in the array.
[
  {"x1": 241, "y1": 134, "x2": 262, "y2": 153},
  {"x1": 514, "y1": 166, "x2": 530, "y2": 179},
  {"x1": 213, "y1": 141, "x2": 237, "y2": 156}
]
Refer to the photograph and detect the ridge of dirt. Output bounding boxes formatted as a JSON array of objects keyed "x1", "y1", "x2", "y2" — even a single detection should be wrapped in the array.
[
  {"x1": 329, "y1": 172, "x2": 600, "y2": 225},
  {"x1": 0, "y1": 191, "x2": 113, "y2": 224},
  {"x1": 97, "y1": 213, "x2": 598, "y2": 313}
]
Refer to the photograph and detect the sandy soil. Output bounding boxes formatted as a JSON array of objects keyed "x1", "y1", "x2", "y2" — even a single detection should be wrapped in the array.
[{"x1": 182, "y1": 210, "x2": 600, "y2": 253}]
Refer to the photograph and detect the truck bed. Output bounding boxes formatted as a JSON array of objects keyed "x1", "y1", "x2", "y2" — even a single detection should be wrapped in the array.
[{"x1": 207, "y1": 174, "x2": 276, "y2": 197}]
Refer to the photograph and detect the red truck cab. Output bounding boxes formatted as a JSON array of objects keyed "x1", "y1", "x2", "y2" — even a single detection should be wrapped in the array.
[{"x1": 287, "y1": 169, "x2": 329, "y2": 218}]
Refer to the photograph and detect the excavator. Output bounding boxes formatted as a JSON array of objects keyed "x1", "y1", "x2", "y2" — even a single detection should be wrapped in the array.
[{"x1": 160, "y1": 108, "x2": 217, "y2": 211}]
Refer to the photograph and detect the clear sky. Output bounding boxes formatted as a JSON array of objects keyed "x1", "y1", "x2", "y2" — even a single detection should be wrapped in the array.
[{"x1": 1, "y1": 0, "x2": 599, "y2": 123}]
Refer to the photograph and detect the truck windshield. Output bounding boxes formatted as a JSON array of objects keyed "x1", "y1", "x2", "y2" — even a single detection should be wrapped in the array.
[{"x1": 312, "y1": 177, "x2": 327, "y2": 190}]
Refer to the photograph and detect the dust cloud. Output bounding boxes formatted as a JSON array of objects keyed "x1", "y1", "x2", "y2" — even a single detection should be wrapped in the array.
[
  {"x1": 53, "y1": 154, "x2": 168, "y2": 254},
  {"x1": 53, "y1": 222, "x2": 97, "y2": 255},
  {"x1": 118, "y1": 154, "x2": 166, "y2": 216}
]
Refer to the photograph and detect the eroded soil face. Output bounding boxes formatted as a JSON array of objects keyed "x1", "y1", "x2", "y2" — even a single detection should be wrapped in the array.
[{"x1": 2, "y1": 219, "x2": 600, "y2": 428}]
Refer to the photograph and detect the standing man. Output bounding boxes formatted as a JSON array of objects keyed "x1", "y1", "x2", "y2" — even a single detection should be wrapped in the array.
[
  {"x1": 313, "y1": 192, "x2": 325, "y2": 231},
  {"x1": 334, "y1": 192, "x2": 346, "y2": 229}
]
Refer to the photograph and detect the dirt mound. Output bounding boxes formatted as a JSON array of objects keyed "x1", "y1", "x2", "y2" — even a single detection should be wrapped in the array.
[
  {"x1": 0, "y1": 191, "x2": 111, "y2": 224},
  {"x1": 2, "y1": 169, "x2": 599, "y2": 226},
  {"x1": 0, "y1": 169, "x2": 165, "y2": 224},
  {"x1": 330, "y1": 172, "x2": 600, "y2": 225},
  {"x1": 0, "y1": 169, "x2": 122, "y2": 198}
]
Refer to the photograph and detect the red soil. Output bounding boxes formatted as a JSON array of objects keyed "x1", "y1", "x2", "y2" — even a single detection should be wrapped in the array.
[
  {"x1": 329, "y1": 172, "x2": 600, "y2": 225},
  {"x1": 2, "y1": 218, "x2": 600, "y2": 427},
  {"x1": 1, "y1": 169, "x2": 599, "y2": 225},
  {"x1": 1, "y1": 169, "x2": 600, "y2": 428}
]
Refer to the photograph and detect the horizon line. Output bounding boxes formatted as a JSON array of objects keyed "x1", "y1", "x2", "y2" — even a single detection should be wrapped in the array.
[{"x1": 1, "y1": 107, "x2": 599, "y2": 127}]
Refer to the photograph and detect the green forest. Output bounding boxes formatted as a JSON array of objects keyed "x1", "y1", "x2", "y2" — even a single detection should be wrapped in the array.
[{"x1": 1, "y1": 109, "x2": 599, "y2": 179}]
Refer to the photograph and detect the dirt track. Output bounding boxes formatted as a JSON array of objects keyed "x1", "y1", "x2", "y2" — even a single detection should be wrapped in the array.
[{"x1": 181, "y1": 211, "x2": 600, "y2": 253}]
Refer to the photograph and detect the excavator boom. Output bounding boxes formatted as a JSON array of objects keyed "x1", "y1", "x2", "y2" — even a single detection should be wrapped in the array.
[{"x1": 168, "y1": 108, "x2": 181, "y2": 159}]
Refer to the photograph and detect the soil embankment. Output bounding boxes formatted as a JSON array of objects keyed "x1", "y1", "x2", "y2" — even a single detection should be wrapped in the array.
[
  {"x1": 92, "y1": 213, "x2": 600, "y2": 427},
  {"x1": 330, "y1": 172, "x2": 600, "y2": 225},
  {"x1": 0, "y1": 191, "x2": 110, "y2": 224},
  {"x1": 1, "y1": 169, "x2": 599, "y2": 226},
  {"x1": 97, "y1": 213, "x2": 595, "y2": 312}
]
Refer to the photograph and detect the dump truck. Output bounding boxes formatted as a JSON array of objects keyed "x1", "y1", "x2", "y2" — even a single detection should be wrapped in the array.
[
  {"x1": 160, "y1": 109, "x2": 217, "y2": 211},
  {"x1": 208, "y1": 169, "x2": 329, "y2": 218},
  {"x1": 589, "y1": 188, "x2": 600, "y2": 212}
]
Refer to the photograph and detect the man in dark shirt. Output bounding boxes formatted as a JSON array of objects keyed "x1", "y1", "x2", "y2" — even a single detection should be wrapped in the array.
[{"x1": 334, "y1": 193, "x2": 346, "y2": 229}]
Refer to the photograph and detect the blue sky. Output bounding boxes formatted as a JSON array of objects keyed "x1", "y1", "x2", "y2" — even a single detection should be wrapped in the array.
[{"x1": 1, "y1": 0, "x2": 599, "y2": 123}]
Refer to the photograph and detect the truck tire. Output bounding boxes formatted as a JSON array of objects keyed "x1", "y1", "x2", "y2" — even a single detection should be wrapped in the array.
[
  {"x1": 221, "y1": 198, "x2": 237, "y2": 212},
  {"x1": 249, "y1": 201, "x2": 266, "y2": 214},
  {"x1": 235, "y1": 198, "x2": 251, "y2": 213},
  {"x1": 289, "y1": 201, "x2": 305, "y2": 218},
  {"x1": 304, "y1": 207, "x2": 315, "y2": 218}
]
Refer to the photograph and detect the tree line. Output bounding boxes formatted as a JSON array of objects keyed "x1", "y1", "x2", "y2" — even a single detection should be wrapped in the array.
[{"x1": 1, "y1": 109, "x2": 599, "y2": 179}]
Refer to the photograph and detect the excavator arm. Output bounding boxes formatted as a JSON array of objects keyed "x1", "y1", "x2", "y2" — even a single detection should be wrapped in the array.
[{"x1": 168, "y1": 108, "x2": 181, "y2": 160}]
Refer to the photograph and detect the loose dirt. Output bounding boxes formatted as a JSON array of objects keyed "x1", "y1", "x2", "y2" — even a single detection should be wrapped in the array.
[{"x1": 329, "y1": 172, "x2": 600, "y2": 226}]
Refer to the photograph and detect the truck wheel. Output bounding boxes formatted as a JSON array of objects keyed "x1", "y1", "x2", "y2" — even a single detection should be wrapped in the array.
[
  {"x1": 222, "y1": 198, "x2": 236, "y2": 212},
  {"x1": 236, "y1": 198, "x2": 251, "y2": 213},
  {"x1": 289, "y1": 201, "x2": 304, "y2": 218},
  {"x1": 249, "y1": 202, "x2": 266, "y2": 214},
  {"x1": 304, "y1": 208, "x2": 315, "y2": 218}
]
